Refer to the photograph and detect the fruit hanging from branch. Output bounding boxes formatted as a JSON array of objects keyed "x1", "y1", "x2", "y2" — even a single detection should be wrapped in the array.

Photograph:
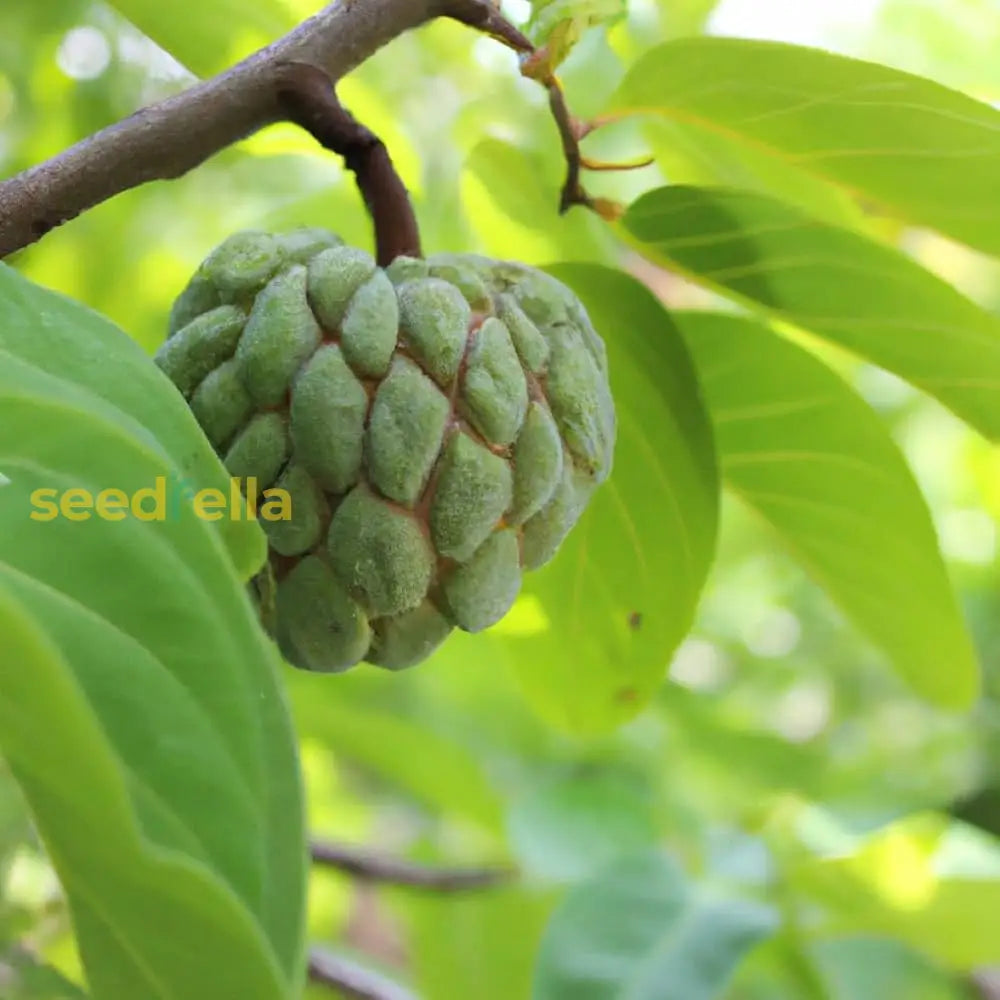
[{"x1": 156, "y1": 229, "x2": 616, "y2": 671}]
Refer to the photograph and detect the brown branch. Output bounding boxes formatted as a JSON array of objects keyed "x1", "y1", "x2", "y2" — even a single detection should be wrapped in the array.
[
  {"x1": 0, "y1": 0, "x2": 620, "y2": 259},
  {"x1": 276, "y1": 64, "x2": 420, "y2": 265},
  {"x1": 547, "y1": 82, "x2": 590, "y2": 215},
  {"x1": 310, "y1": 840, "x2": 514, "y2": 892},
  {"x1": 0, "y1": 0, "x2": 505, "y2": 259},
  {"x1": 445, "y1": 0, "x2": 534, "y2": 52},
  {"x1": 972, "y1": 969, "x2": 1000, "y2": 1000},
  {"x1": 308, "y1": 947, "x2": 418, "y2": 1000}
]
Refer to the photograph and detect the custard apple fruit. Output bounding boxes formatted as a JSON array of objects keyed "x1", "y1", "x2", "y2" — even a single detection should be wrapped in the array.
[{"x1": 156, "y1": 228, "x2": 615, "y2": 672}]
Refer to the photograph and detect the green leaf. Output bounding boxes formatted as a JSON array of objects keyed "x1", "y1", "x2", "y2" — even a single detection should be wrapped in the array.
[
  {"x1": 643, "y1": 120, "x2": 864, "y2": 228},
  {"x1": 674, "y1": 310, "x2": 979, "y2": 709},
  {"x1": 499, "y1": 264, "x2": 718, "y2": 734},
  {"x1": 507, "y1": 769, "x2": 657, "y2": 882},
  {"x1": 0, "y1": 265, "x2": 265, "y2": 581},
  {"x1": 0, "y1": 271, "x2": 305, "y2": 998},
  {"x1": 611, "y1": 37, "x2": 1000, "y2": 257},
  {"x1": 810, "y1": 937, "x2": 972, "y2": 1000},
  {"x1": 533, "y1": 850, "x2": 778, "y2": 1000},
  {"x1": 402, "y1": 886, "x2": 556, "y2": 1000},
  {"x1": 623, "y1": 186, "x2": 1000, "y2": 442},
  {"x1": 106, "y1": 0, "x2": 294, "y2": 76},
  {"x1": 526, "y1": 1, "x2": 627, "y2": 74},
  {"x1": 793, "y1": 814, "x2": 1000, "y2": 969},
  {"x1": 0, "y1": 949, "x2": 89, "y2": 999}
]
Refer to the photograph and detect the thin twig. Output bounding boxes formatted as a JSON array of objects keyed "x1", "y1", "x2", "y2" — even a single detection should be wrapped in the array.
[
  {"x1": 547, "y1": 81, "x2": 591, "y2": 214},
  {"x1": 308, "y1": 947, "x2": 418, "y2": 1000},
  {"x1": 445, "y1": 2, "x2": 599, "y2": 215},
  {"x1": 276, "y1": 64, "x2": 420, "y2": 264},
  {"x1": 450, "y1": 2, "x2": 634, "y2": 219},
  {"x1": 311, "y1": 840, "x2": 514, "y2": 891}
]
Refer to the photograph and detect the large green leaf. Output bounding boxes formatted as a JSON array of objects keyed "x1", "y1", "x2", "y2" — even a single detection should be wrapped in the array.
[
  {"x1": 674, "y1": 310, "x2": 978, "y2": 709},
  {"x1": 533, "y1": 850, "x2": 778, "y2": 1000},
  {"x1": 106, "y1": 0, "x2": 294, "y2": 77},
  {"x1": 0, "y1": 271, "x2": 305, "y2": 998},
  {"x1": 643, "y1": 121, "x2": 864, "y2": 228},
  {"x1": 0, "y1": 265, "x2": 265, "y2": 581},
  {"x1": 793, "y1": 814, "x2": 1000, "y2": 969},
  {"x1": 611, "y1": 37, "x2": 1000, "y2": 257},
  {"x1": 623, "y1": 185, "x2": 1000, "y2": 442},
  {"x1": 499, "y1": 264, "x2": 718, "y2": 734}
]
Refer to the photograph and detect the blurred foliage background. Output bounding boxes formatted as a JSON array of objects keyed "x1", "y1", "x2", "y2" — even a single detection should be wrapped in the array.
[{"x1": 2, "y1": 0, "x2": 1000, "y2": 997}]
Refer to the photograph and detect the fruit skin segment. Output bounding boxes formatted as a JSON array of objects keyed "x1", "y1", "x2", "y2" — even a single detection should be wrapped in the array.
[{"x1": 157, "y1": 228, "x2": 616, "y2": 672}]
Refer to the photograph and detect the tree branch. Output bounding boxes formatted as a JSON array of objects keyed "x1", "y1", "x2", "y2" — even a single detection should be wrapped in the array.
[
  {"x1": 276, "y1": 64, "x2": 420, "y2": 265},
  {"x1": 308, "y1": 947, "x2": 417, "y2": 1000},
  {"x1": 0, "y1": 0, "x2": 498, "y2": 259},
  {"x1": 310, "y1": 840, "x2": 514, "y2": 891},
  {"x1": 0, "y1": 0, "x2": 614, "y2": 260}
]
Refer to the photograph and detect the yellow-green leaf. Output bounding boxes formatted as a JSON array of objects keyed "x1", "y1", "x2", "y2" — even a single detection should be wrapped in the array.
[
  {"x1": 623, "y1": 186, "x2": 1000, "y2": 442},
  {"x1": 612, "y1": 37, "x2": 1000, "y2": 256},
  {"x1": 676, "y1": 310, "x2": 979, "y2": 709}
]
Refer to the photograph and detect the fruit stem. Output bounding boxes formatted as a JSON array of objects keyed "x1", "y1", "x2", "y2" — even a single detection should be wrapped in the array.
[{"x1": 277, "y1": 62, "x2": 422, "y2": 266}]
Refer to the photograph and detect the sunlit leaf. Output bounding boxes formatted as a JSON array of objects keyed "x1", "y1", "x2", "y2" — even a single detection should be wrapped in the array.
[
  {"x1": 624, "y1": 186, "x2": 1000, "y2": 442},
  {"x1": 612, "y1": 37, "x2": 1000, "y2": 256},
  {"x1": 793, "y1": 814, "x2": 1000, "y2": 969},
  {"x1": 0, "y1": 265, "x2": 266, "y2": 581},
  {"x1": 643, "y1": 121, "x2": 864, "y2": 228},
  {"x1": 500, "y1": 264, "x2": 718, "y2": 734},
  {"x1": 675, "y1": 310, "x2": 979, "y2": 708},
  {"x1": 0, "y1": 270, "x2": 305, "y2": 998}
]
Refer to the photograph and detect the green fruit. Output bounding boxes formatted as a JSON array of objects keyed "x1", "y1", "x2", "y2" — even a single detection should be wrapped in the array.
[{"x1": 156, "y1": 229, "x2": 615, "y2": 672}]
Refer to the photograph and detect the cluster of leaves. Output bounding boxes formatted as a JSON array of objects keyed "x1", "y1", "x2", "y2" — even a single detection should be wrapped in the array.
[{"x1": 1, "y1": 1, "x2": 999, "y2": 999}]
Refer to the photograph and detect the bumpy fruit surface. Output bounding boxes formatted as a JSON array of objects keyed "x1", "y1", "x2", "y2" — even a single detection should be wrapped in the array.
[{"x1": 156, "y1": 227, "x2": 615, "y2": 672}]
